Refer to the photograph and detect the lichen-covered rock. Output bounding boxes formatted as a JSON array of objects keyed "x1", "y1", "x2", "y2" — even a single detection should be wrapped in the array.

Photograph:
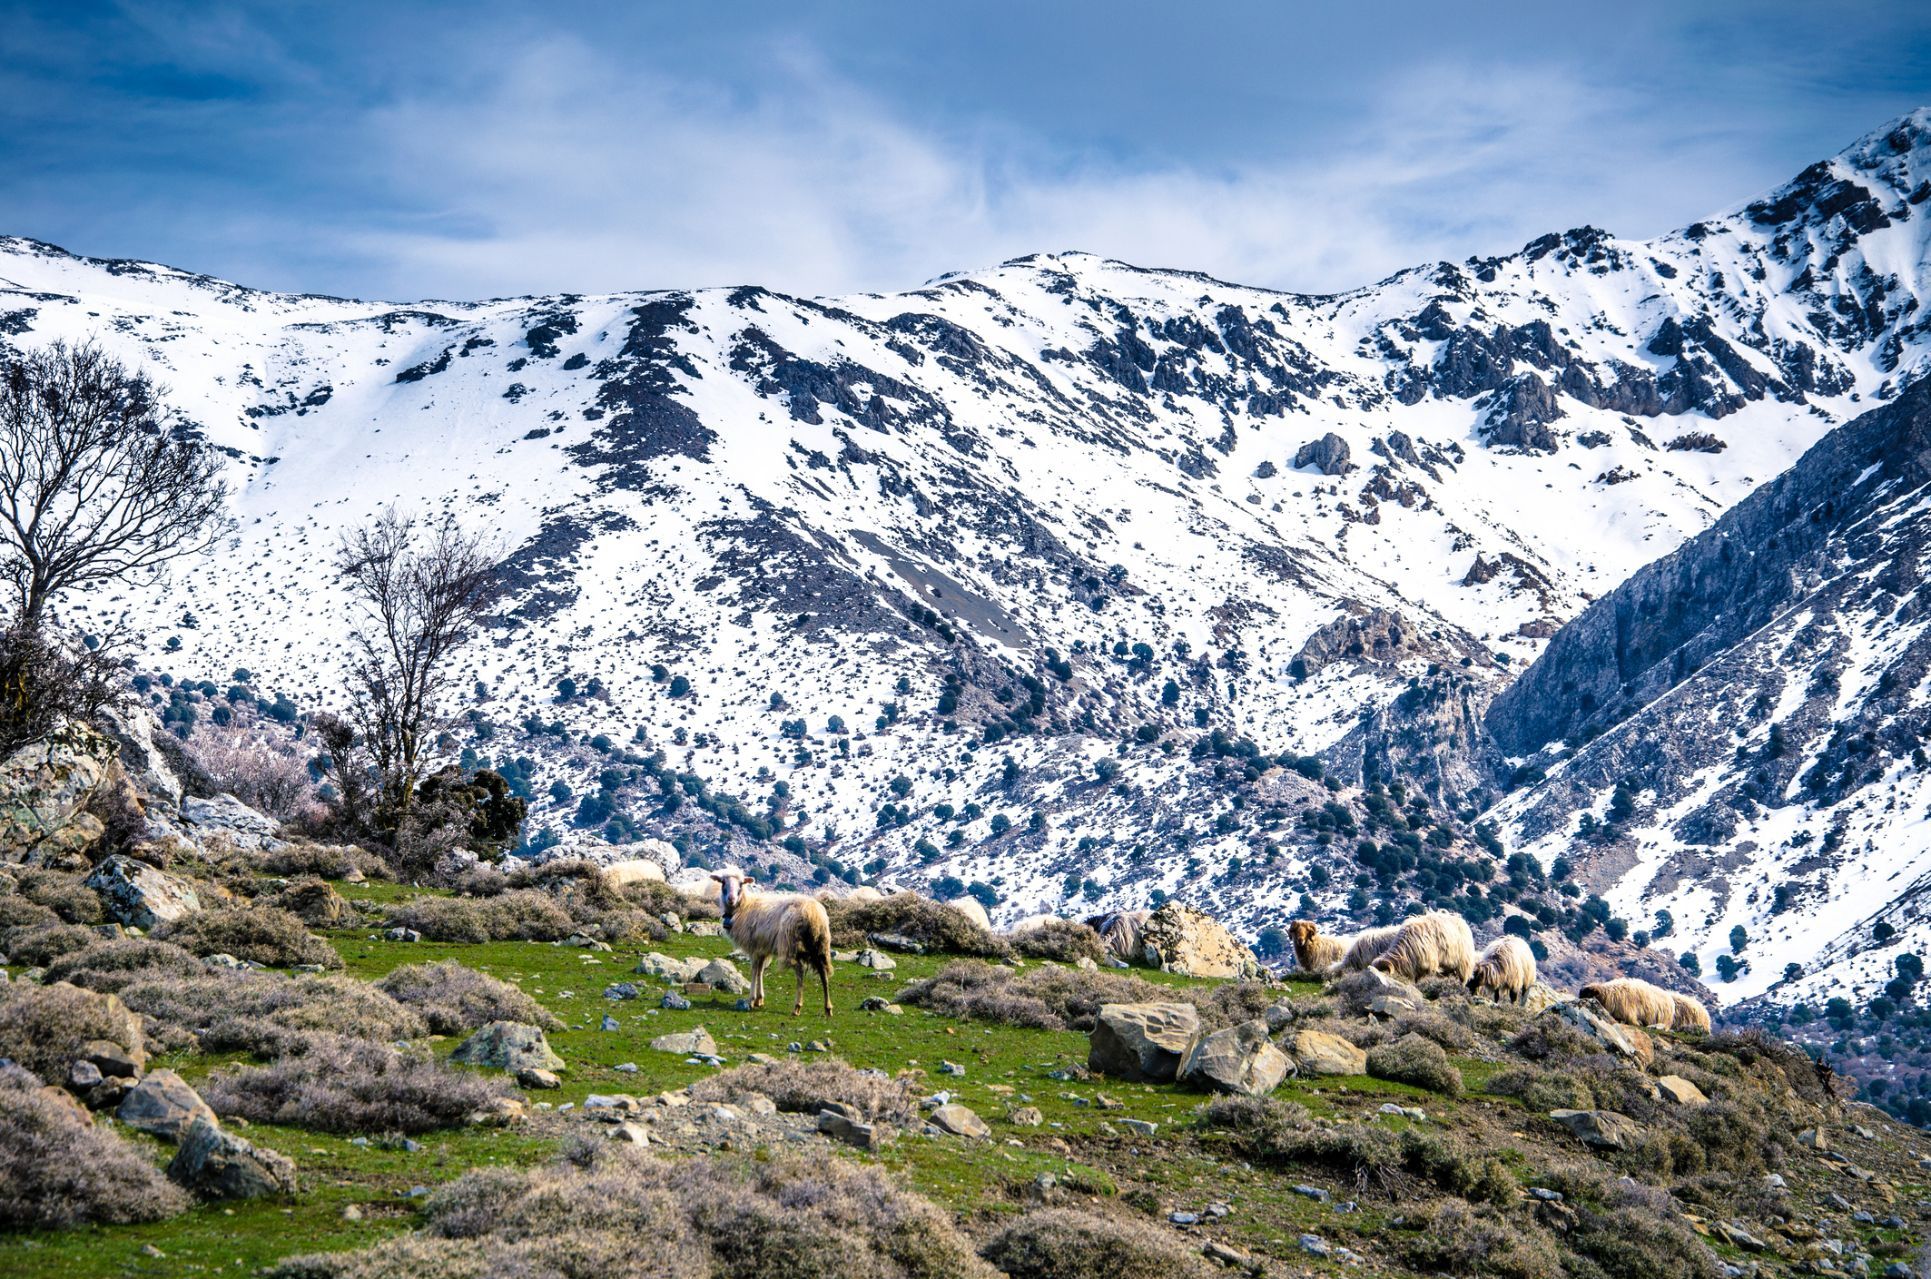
[
  {"x1": 180, "y1": 794, "x2": 281, "y2": 851},
  {"x1": 1136, "y1": 902, "x2": 1261, "y2": 979},
  {"x1": 1179, "y1": 1018, "x2": 1291, "y2": 1096},
  {"x1": 0, "y1": 721, "x2": 117, "y2": 863},
  {"x1": 695, "y1": 958, "x2": 751, "y2": 995},
  {"x1": 167, "y1": 1115, "x2": 296, "y2": 1198},
  {"x1": 450, "y1": 1021, "x2": 565, "y2": 1074},
  {"x1": 1549, "y1": 998, "x2": 1654, "y2": 1066},
  {"x1": 1088, "y1": 1002, "x2": 1201, "y2": 1083},
  {"x1": 118, "y1": 1069, "x2": 216, "y2": 1142},
  {"x1": 1549, "y1": 1108, "x2": 1642, "y2": 1150},
  {"x1": 86, "y1": 855, "x2": 202, "y2": 930},
  {"x1": 1288, "y1": 1029, "x2": 1368, "y2": 1076}
]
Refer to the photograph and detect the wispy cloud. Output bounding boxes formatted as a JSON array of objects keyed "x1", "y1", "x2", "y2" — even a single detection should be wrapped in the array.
[{"x1": 343, "y1": 41, "x2": 1773, "y2": 301}]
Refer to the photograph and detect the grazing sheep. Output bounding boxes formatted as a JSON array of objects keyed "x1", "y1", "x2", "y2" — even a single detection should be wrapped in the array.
[
  {"x1": 1669, "y1": 991, "x2": 1712, "y2": 1033},
  {"x1": 1577, "y1": 977, "x2": 1678, "y2": 1029},
  {"x1": 945, "y1": 896, "x2": 993, "y2": 931},
  {"x1": 1085, "y1": 910, "x2": 1150, "y2": 964},
  {"x1": 1007, "y1": 913, "x2": 1063, "y2": 936},
  {"x1": 1287, "y1": 920, "x2": 1347, "y2": 974},
  {"x1": 1369, "y1": 912, "x2": 1477, "y2": 983},
  {"x1": 712, "y1": 871, "x2": 833, "y2": 1016},
  {"x1": 1338, "y1": 925, "x2": 1403, "y2": 973},
  {"x1": 1467, "y1": 935, "x2": 1537, "y2": 1004}
]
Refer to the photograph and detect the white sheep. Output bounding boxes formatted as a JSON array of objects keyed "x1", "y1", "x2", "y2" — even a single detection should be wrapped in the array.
[
  {"x1": 1369, "y1": 911, "x2": 1477, "y2": 982},
  {"x1": 1467, "y1": 935, "x2": 1537, "y2": 1003},
  {"x1": 711, "y1": 870, "x2": 833, "y2": 1016}
]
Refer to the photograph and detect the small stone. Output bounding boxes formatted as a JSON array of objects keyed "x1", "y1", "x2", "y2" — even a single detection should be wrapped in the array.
[
  {"x1": 1293, "y1": 1184, "x2": 1331, "y2": 1203},
  {"x1": 1529, "y1": 1187, "x2": 1563, "y2": 1202},
  {"x1": 599, "y1": 1014, "x2": 620, "y2": 1032},
  {"x1": 341, "y1": 1205, "x2": 363, "y2": 1221},
  {"x1": 818, "y1": 1109, "x2": 892, "y2": 1150},
  {"x1": 614, "y1": 1062, "x2": 639, "y2": 1074},
  {"x1": 167, "y1": 1117, "x2": 297, "y2": 1200},
  {"x1": 938, "y1": 1061, "x2": 965, "y2": 1077},
  {"x1": 1170, "y1": 1211, "x2": 1200, "y2": 1226},
  {"x1": 384, "y1": 927, "x2": 421, "y2": 943},
  {"x1": 1118, "y1": 1117, "x2": 1157, "y2": 1137},
  {"x1": 68, "y1": 1058, "x2": 104, "y2": 1091},
  {"x1": 516, "y1": 1068, "x2": 561, "y2": 1090},
  {"x1": 928, "y1": 1103, "x2": 990, "y2": 1139},
  {"x1": 1655, "y1": 1074, "x2": 1710, "y2": 1106},
  {"x1": 661, "y1": 992, "x2": 691, "y2": 1011},
  {"x1": 855, "y1": 949, "x2": 897, "y2": 971},
  {"x1": 1299, "y1": 1234, "x2": 1331, "y2": 1257},
  {"x1": 1204, "y1": 1242, "x2": 1252, "y2": 1267},
  {"x1": 603, "y1": 983, "x2": 640, "y2": 1001}
]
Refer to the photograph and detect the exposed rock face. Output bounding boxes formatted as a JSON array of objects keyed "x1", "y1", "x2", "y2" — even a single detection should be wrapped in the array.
[
  {"x1": 1547, "y1": 1000, "x2": 1654, "y2": 1067},
  {"x1": 1136, "y1": 903, "x2": 1261, "y2": 979},
  {"x1": 1549, "y1": 1108, "x2": 1642, "y2": 1150},
  {"x1": 86, "y1": 855, "x2": 203, "y2": 930},
  {"x1": 1293, "y1": 432, "x2": 1354, "y2": 475},
  {"x1": 167, "y1": 1116, "x2": 297, "y2": 1198},
  {"x1": 450, "y1": 1021, "x2": 565, "y2": 1074},
  {"x1": 1088, "y1": 1002, "x2": 1202, "y2": 1083},
  {"x1": 118, "y1": 1069, "x2": 216, "y2": 1142},
  {"x1": 180, "y1": 794, "x2": 281, "y2": 850},
  {"x1": 97, "y1": 703, "x2": 184, "y2": 809},
  {"x1": 1179, "y1": 1018, "x2": 1291, "y2": 1096},
  {"x1": 1288, "y1": 1029, "x2": 1369, "y2": 1076},
  {"x1": 0, "y1": 721, "x2": 117, "y2": 863}
]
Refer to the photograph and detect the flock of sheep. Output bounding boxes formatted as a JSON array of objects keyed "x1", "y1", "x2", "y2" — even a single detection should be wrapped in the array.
[{"x1": 1289, "y1": 912, "x2": 1712, "y2": 1033}]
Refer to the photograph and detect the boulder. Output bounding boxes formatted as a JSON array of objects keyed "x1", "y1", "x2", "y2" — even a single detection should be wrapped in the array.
[
  {"x1": 649, "y1": 1028, "x2": 718, "y2": 1056},
  {"x1": 1517, "y1": 981, "x2": 1568, "y2": 1014},
  {"x1": 79, "y1": 1037, "x2": 145, "y2": 1079},
  {"x1": 1088, "y1": 1002, "x2": 1202, "y2": 1083},
  {"x1": 86, "y1": 854, "x2": 202, "y2": 930},
  {"x1": 927, "y1": 1103, "x2": 989, "y2": 1138},
  {"x1": 168, "y1": 1116, "x2": 297, "y2": 1198},
  {"x1": 1655, "y1": 1075, "x2": 1710, "y2": 1107},
  {"x1": 1288, "y1": 1029, "x2": 1368, "y2": 1076},
  {"x1": 1548, "y1": 999, "x2": 1653, "y2": 1066},
  {"x1": 818, "y1": 1109, "x2": 892, "y2": 1150},
  {"x1": 118, "y1": 1069, "x2": 216, "y2": 1142},
  {"x1": 1549, "y1": 1108, "x2": 1642, "y2": 1150},
  {"x1": 1179, "y1": 1018, "x2": 1291, "y2": 1096},
  {"x1": 450, "y1": 1021, "x2": 565, "y2": 1074},
  {"x1": 695, "y1": 959, "x2": 751, "y2": 995},
  {"x1": 1136, "y1": 903, "x2": 1262, "y2": 979},
  {"x1": 944, "y1": 897, "x2": 992, "y2": 931},
  {"x1": 1293, "y1": 432, "x2": 1355, "y2": 476},
  {"x1": 516, "y1": 1067, "x2": 561, "y2": 1090},
  {"x1": 855, "y1": 949, "x2": 896, "y2": 971},
  {"x1": 0, "y1": 721, "x2": 118, "y2": 862},
  {"x1": 180, "y1": 794, "x2": 281, "y2": 851},
  {"x1": 634, "y1": 952, "x2": 704, "y2": 983},
  {"x1": 533, "y1": 837, "x2": 679, "y2": 876},
  {"x1": 97, "y1": 703, "x2": 183, "y2": 809}
]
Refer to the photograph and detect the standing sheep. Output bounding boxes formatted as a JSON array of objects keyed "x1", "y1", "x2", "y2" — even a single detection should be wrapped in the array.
[
  {"x1": 1669, "y1": 991, "x2": 1712, "y2": 1033},
  {"x1": 1577, "y1": 977, "x2": 1678, "y2": 1029},
  {"x1": 711, "y1": 871, "x2": 833, "y2": 1016},
  {"x1": 1287, "y1": 920, "x2": 1347, "y2": 974},
  {"x1": 1369, "y1": 911, "x2": 1477, "y2": 983},
  {"x1": 1085, "y1": 910, "x2": 1151, "y2": 965},
  {"x1": 1338, "y1": 924, "x2": 1403, "y2": 972},
  {"x1": 1467, "y1": 935, "x2": 1537, "y2": 1004}
]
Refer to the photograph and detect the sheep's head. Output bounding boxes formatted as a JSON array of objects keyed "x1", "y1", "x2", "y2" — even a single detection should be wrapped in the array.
[
  {"x1": 711, "y1": 870, "x2": 746, "y2": 927},
  {"x1": 1287, "y1": 920, "x2": 1319, "y2": 946}
]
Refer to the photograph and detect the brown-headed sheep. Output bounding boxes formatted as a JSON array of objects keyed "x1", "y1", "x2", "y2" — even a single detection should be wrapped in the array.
[
  {"x1": 1369, "y1": 911, "x2": 1476, "y2": 982},
  {"x1": 712, "y1": 871, "x2": 833, "y2": 1016},
  {"x1": 1577, "y1": 977, "x2": 1677, "y2": 1029},
  {"x1": 1669, "y1": 991, "x2": 1712, "y2": 1033},
  {"x1": 1287, "y1": 920, "x2": 1347, "y2": 974},
  {"x1": 1467, "y1": 935, "x2": 1537, "y2": 1004}
]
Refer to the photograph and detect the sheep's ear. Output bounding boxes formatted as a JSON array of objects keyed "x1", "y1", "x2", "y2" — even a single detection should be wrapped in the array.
[{"x1": 709, "y1": 873, "x2": 725, "y2": 883}]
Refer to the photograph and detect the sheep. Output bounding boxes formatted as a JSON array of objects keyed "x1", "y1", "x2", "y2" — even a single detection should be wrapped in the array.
[
  {"x1": 1669, "y1": 991, "x2": 1712, "y2": 1034},
  {"x1": 1007, "y1": 913, "x2": 1064, "y2": 936},
  {"x1": 711, "y1": 871, "x2": 833, "y2": 1016},
  {"x1": 1338, "y1": 925, "x2": 1403, "y2": 973},
  {"x1": 1467, "y1": 935, "x2": 1537, "y2": 1004},
  {"x1": 1369, "y1": 911, "x2": 1477, "y2": 983},
  {"x1": 1085, "y1": 910, "x2": 1150, "y2": 964},
  {"x1": 1287, "y1": 920, "x2": 1348, "y2": 974},
  {"x1": 1577, "y1": 977, "x2": 1678, "y2": 1029}
]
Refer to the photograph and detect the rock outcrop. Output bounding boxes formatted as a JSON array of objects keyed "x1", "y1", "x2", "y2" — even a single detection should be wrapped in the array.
[
  {"x1": 1087, "y1": 1002, "x2": 1201, "y2": 1083},
  {"x1": 1136, "y1": 903, "x2": 1262, "y2": 979}
]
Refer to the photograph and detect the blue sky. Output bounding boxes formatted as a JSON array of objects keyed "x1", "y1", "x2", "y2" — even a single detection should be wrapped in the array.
[{"x1": 4, "y1": 1, "x2": 1928, "y2": 300}]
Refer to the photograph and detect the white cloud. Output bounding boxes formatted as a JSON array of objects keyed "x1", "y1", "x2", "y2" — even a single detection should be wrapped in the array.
[{"x1": 344, "y1": 39, "x2": 1778, "y2": 301}]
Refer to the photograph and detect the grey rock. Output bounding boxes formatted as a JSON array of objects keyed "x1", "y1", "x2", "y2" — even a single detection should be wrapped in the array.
[
  {"x1": 1293, "y1": 432, "x2": 1354, "y2": 476},
  {"x1": 167, "y1": 1116, "x2": 296, "y2": 1199},
  {"x1": 927, "y1": 1103, "x2": 989, "y2": 1138},
  {"x1": 181, "y1": 793, "x2": 282, "y2": 850},
  {"x1": 695, "y1": 959, "x2": 751, "y2": 994},
  {"x1": 450, "y1": 1021, "x2": 565, "y2": 1074},
  {"x1": 1088, "y1": 1002, "x2": 1201, "y2": 1083},
  {"x1": 649, "y1": 1028, "x2": 718, "y2": 1056},
  {"x1": 86, "y1": 855, "x2": 202, "y2": 930},
  {"x1": 1179, "y1": 1018, "x2": 1291, "y2": 1096},
  {"x1": 1549, "y1": 1108, "x2": 1643, "y2": 1150}
]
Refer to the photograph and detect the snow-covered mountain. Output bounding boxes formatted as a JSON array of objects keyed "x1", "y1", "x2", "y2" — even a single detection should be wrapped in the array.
[{"x1": 22, "y1": 109, "x2": 1931, "y2": 997}]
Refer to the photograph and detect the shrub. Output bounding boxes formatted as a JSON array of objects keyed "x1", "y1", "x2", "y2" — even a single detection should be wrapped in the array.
[
  {"x1": 1392, "y1": 1010, "x2": 1477, "y2": 1053},
  {"x1": 3, "y1": 921, "x2": 100, "y2": 966},
  {"x1": 1398, "y1": 1129, "x2": 1517, "y2": 1204},
  {"x1": 271, "y1": 877, "x2": 356, "y2": 928},
  {"x1": 1010, "y1": 918, "x2": 1106, "y2": 964},
  {"x1": 0, "y1": 980, "x2": 143, "y2": 1080},
  {"x1": 43, "y1": 937, "x2": 207, "y2": 992},
  {"x1": 0, "y1": 895, "x2": 60, "y2": 943},
  {"x1": 203, "y1": 1034, "x2": 513, "y2": 1135},
  {"x1": 1507, "y1": 1014, "x2": 1600, "y2": 1062},
  {"x1": 159, "y1": 904, "x2": 342, "y2": 968},
  {"x1": 981, "y1": 1208, "x2": 1214, "y2": 1279},
  {"x1": 382, "y1": 890, "x2": 574, "y2": 943},
  {"x1": 119, "y1": 970, "x2": 424, "y2": 1056},
  {"x1": 1400, "y1": 1204, "x2": 1560, "y2": 1279},
  {"x1": 688, "y1": 1057, "x2": 919, "y2": 1125},
  {"x1": 376, "y1": 960, "x2": 561, "y2": 1034},
  {"x1": 826, "y1": 893, "x2": 1010, "y2": 957},
  {"x1": 1486, "y1": 1065, "x2": 1593, "y2": 1112},
  {"x1": 896, "y1": 960, "x2": 1269, "y2": 1034},
  {"x1": 0, "y1": 1062, "x2": 189, "y2": 1227},
  {"x1": 1368, "y1": 1033, "x2": 1465, "y2": 1096},
  {"x1": 258, "y1": 841, "x2": 391, "y2": 882},
  {"x1": 12, "y1": 868, "x2": 102, "y2": 924},
  {"x1": 268, "y1": 1144, "x2": 997, "y2": 1279},
  {"x1": 1569, "y1": 1201, "x2": 1723, "y2": 1279},
  {"x1": 621, "y1": 878, "x2": 720, "y2": 920}
]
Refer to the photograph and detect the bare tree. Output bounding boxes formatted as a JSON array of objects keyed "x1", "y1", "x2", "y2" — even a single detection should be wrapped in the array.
[
  {"x1": 0, "y1": 341, "x2": 229, "y2": 626},
  {"x1": 335, "y1": 509, "x2": 498, "y2": 831}
]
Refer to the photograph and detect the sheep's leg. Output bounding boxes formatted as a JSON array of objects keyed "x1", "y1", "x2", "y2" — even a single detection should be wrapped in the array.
[
  {"x1": 817, "y1": 959, "x2": 832, "y2": 1017},
  {"x1": 791, "y1": 961, "x2": 806, "y2": 1015},
  {"x1": 751, "y1": 955, "x2": 769, "y2": 1009}
]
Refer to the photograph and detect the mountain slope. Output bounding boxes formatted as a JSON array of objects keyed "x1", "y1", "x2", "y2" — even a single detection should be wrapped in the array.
[{"x1": 14, "y1": 109, "x2": 1931, "y2": 953}]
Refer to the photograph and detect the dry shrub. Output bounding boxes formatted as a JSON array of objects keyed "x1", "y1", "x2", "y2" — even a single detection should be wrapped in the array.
[
  {"x1": 376, "y1": 960, "x2": 561, "y2": 1034},
  {"x1": 382, "y1": 890, "x2": 574, "y2": 943},
  {"x1": 1486, "y1": 1065, "x2": 1593, "y2": 1112},
  {"x1": 981, "y1": 1207, "x2": 1214, "y2": 1279},
  {"x1": 1009, "y1": 919, "x2": 1106, "y2": 964},
  {"x1": 203, "y1": 1033, "x2": 513, "y2": 1135},
  {"x1": 12, "y1": 868, "x2": 102, "y2": 924},
  {"x1": 827, "y1": 893, "x2": 1011, "y2": 958},
  {"x1": 1703, "y1": 1029, "x2": 1840, "y2": 1106},
  {"x1": 258, "y1": 842, "x2": 391, "y2": 882},
  {"x1": 271, "y1": 877, "x2": 356, "y2": 928},
  {"x1": 688, "y1": 1057, "x2": 919, "y2": 1125},
  {"x1": 1197, "y1": 1095, "x2": 1506, "y2": 1201},
  {"x1": 119, "y1": 970, "x2": 424, "y2": 1056},
  {"x1": 1508, "y1": 1013, "x2": 1600, "y2": 1062},
  {"x1": 896, "y1": 960, "x2": 1267, "y2": 1033},
  {"x1": 0, "y1": 1062, "x2": 189, "y2": 1228},
  {"x1": 0, "y1": 981, "x2": 143, "y2": 1079},
  {"x1": 1401, "y1": 1204, "x2": 1559, "y2": 1279},
  {"x1": 1368, "y1": 1033, "x2": 1465, "y2": 1096},
  {"x1": 1393, "y1": 1010, "x2": 1478, "y2": 1053},
  {"x1": 1569, "y1": 1199, "x2": 1723, "y2": 1279},
  {"x1": 622, "y1": 878, "x2": 720, "y2": 920},
  {"x1": 0, "y1": 895, "x2": 60, "y2": 942},
  {"x1": 267, "y1": 1143, "x2": 997, "y2": 1279},
  {"x1": 506, "y1": 858, "x2": 621, "y2": 916},
  {"x1": 159, "y1": 904, "x2": 342, "y2": 969},
  {"x1": 43, "y1": 937, "x2": 207, "y2": 992},
  {"x1": 186, "y1": 723, "x2": 319, "y2": 821},
  {"x1": 4, "y1": 921, "x2": 100, "y2": 966}
]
